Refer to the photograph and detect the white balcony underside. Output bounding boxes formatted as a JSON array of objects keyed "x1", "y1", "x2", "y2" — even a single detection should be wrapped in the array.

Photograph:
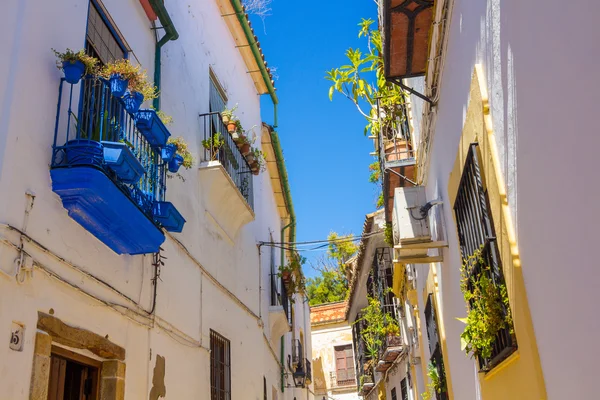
[{"x1": 199, "y1": 161, "x2": 255, "y2": 240}]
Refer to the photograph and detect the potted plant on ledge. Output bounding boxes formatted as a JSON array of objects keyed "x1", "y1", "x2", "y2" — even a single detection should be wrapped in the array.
[
  {"x1": 53, "y1": 48, "x2": 98, "y2": 84},
  {"x1": 201, "y1": 133, "x2": 224, "y2": 162}
]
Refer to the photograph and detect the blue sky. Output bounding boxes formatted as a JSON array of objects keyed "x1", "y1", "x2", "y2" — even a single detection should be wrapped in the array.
[{"x1": 251, "y1": 1, "x2": 379, "y2": 277}]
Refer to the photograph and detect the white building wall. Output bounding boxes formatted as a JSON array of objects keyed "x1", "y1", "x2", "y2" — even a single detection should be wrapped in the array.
[
  {"x1": 0, "y1": 0, "x2": 305, "y2": 399},
  {"x1": 409, "y1": 0, "x2": 600, "y2": 398}
]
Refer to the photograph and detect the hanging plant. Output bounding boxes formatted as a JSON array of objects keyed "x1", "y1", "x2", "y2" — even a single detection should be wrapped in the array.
[
  {"x1": 355, "y1": 296, "x2": 400, "y2": 365},
  {"x1": 421, "y1": 361, "x2": 446, "y2": 399},
  {"x1": 277, "y1": 252, "x2": 307, "y2": 300},
  {"x1": 168, "y1": 136, "x2": 194, "y2": 169},
  {"x1": 52, "y1": 48, "x2": 99, "y2": 84},
  {"x1": 384, "y1": 222, "x2": 394, "y2": 247},
  {"x1": 457, "y1": 247, "x2": 514, "y2": 360}
]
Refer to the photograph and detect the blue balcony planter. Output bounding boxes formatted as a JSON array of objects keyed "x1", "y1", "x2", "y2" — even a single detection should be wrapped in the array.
[
  {"x1": 102, "y1": 141, "x2": 145, "y2": 184},
  {"x1": 134, "y1": 109, "x2": 171, "y2": 147},
  {"x1": 161, "y1": 143, "x2": 177, "y2": 162},
  {"x1": 168, "y1": 154, "x2": 184, "y2": 173},
  {"x1": 65, "y1": 139, "x2": 104, "y2": 167},
  {"x1": 109, "y1": 74, "x2": 129, "y2": 97},
  {"x1": 153, "y1": 201, "x2": 186, "y2": 233},
  {"x1": 62, "y1": 60, "x2": 85, "y2": 84},
  {"x1": 51, "y1": 166, "x2": 165, "y2": 255},
  {"x1": 123, "y1": 91, "x2": 144, "y2": 114}
]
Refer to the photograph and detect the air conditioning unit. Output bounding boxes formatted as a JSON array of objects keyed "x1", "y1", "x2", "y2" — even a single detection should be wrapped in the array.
[{"x1": 392, "y1": 186, "x2": 447, "y2": 263}]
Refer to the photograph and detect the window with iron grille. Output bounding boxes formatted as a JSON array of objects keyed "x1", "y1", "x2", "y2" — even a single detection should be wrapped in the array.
[
  {"x1": 400, "y1": 378, "x2": 409, "y2": 400},
  {"x1": 210, "y1": 330, "x2": 231, "y2": 400},
  {"x1": 391, "y1": 388, "x2": 398, "y2": 400},
  {"x1": 453, "y1": 143, "x2": 516, "y2": 370},
  {"x1": 424, "y1": 295, "x2": 448, "y2": 400},
  {"x1": 334, "y1": 344, "x2": 356, "y2": 386}
]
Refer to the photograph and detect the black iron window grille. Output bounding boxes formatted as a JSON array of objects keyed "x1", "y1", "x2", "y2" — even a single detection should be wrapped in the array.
[
  {"x1": 400, "y1": 378, "x2": 409, "y2": 400},
  {"x1": 269, "y1": 243, "x2": 291, "y2": 324},
  {"x1": 453, "y1": 143, "x2": 516, "y2": 371},
  {"x1": 210, "y1": 330, "x2": 231, "y2": 400},
  {"x1": 424, "y1": 295, "x2": 448, "y2": 400}
]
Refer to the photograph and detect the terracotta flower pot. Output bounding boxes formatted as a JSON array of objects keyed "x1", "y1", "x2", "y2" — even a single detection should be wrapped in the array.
[
  {"x1": 385, "y1": 140, "x2": 412, "y2": 162},
  {"x1": 222, "y1": 115, "x2": 230, "y2": 124},
  {"x1": 240, "y1": 143, "x2": 251, "y2": 155},
  {"x1": 227, "y1": 122, "x2": 237, "y2": 133}
]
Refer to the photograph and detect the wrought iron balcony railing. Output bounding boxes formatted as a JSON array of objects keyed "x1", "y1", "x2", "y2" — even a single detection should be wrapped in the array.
[
  {"x1": 50, "y1": 76, "x2": 184, "y2": 254},
  {"x1": 52, "y1": 76, "x2": 166, "y2": 218},
  {"x1": 270, "y1": 273, "x2": 291, "y2": 324},
  {"x1": 199, "y1": 112, "x2": 254, "y2": 210}
]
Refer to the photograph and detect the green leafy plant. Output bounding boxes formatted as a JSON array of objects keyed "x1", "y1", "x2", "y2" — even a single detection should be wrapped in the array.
[
  {"x1": 384, "y1": 222, "x2": 394, "y2": 247},
  {"x1": 428, "y1": 362, "x2": 445, "y2": 394},
  {"x1": 354, "y1": 297, "x2": 400, "y2": 366},
  {"x1": 421, "y1": 361, "x2": 446, "y2": 399},
  {"x1": 169, "y1": 136, "x2": 195, "y2": 168},
  {"x1": 278, "y1": 252, "x2": 307, "y2": 300},
  {"x1": 376, "y1": 192, "x2": 384, "y2": 208},
  {"x1": 52, "y1": 48, "x2": 99, "y2": 75},
  {"x1": 326, "y1": 18, "x2": 407, "y2": 137},
  {"x1": 457, "y1": 247, "x2": 514, "y2": 361},
  {"x1": 251, "y1": 148, "x2": 267, "y2": 173},
  {"x1": 200, "y1": 133, "x2": 223, "y2": 162}
]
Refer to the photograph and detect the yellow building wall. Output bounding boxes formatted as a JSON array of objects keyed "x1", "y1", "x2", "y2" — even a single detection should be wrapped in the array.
[{"x1": 446, "y1": 65, "x2": 547, "y2": 399}]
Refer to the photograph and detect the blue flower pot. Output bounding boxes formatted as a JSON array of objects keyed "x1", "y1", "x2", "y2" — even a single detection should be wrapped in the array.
[
  {"x1": 64, "y1": 139, "x2": 104, "y2": 167},
  {"x1": 123, "y1": 91, "x2": 144, "y2": 114},
  {"x1": 109, "y1": 74, "x2": 129, "y2": 97},
  {"x1": 161, "y1": 143, "x2": 177, "y2": 162},
  {"x1": 168, "y1": 154, "x2": 184, "y2": 173},
  {"x1": 134, "y1": 109, "x2": 171, "y2": 147},
  {"x1": 153, "y1": 201, "x2": 186, "y2": 233},
  {"x1": 62, "y1": 60, "x2": 85, "y2": 84},
  {"x1": 102, "y1": 141, "x2": 145, "y2": 184}
]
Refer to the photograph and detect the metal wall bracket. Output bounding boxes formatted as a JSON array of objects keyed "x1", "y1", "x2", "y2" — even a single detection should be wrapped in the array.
[{"x1": 390, "y1": 78, "x2": 435, "y2": 105}]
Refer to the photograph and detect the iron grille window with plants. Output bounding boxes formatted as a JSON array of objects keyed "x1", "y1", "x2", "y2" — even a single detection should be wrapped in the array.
[{"x1": 454, "y1": 143, "x2": 516, "y2": 372}]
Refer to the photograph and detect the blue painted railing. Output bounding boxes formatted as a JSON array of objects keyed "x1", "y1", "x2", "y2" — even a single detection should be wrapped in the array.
[{"x1": 51, "y1": 76, "x2": 166, "y2": 221}]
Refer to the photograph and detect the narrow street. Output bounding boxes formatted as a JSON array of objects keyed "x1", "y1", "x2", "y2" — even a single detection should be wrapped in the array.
[{"x1": 0, "y1": 1, "x2": 598, "y2": 399}]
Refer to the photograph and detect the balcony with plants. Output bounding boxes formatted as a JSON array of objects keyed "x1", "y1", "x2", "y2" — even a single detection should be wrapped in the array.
[
  {"x1": 198, "y1": 108, "x2": 264, "y2": 239},
  {"x1": 50, "y1": 50, "x2": 186, "y2": 255},
  {"x1": 268, "y1": 269, "x2": 292, "y2": 343},
  {"x1": 374, "y1": 99, "x2": 416, "y2": 224}
]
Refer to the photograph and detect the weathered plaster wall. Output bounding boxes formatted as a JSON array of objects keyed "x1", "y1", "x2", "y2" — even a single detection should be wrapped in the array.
[{"x1": 311, "y1": 323, "x2": 359, "y2": 400}]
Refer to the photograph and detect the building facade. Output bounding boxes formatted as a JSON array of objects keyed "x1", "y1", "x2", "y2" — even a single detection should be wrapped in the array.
[
  {"x1": 370, "y1": 0, "x2": 600, "y2": 399},
  {"x1": 0, "y1": 0, "x2": 312, "y2": 399},
  {"x1": 346, "y1": 211, "x2": 419, "y2": 400},
  {"x1": 310, "y1": 301, "x2": 359, "y2": 400}
]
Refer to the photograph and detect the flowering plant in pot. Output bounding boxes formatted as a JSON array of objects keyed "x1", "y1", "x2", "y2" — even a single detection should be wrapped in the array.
[
  {"x1": 221, "y1": 105, "x2": 238, "y2": 125},
  {"x1": 167, "y1": 136, "x2": 194, "y2": 173},
  {"x1": 125, "y1": 69, "x2": 158, "y2": 114},
  {"x1": 53, "y1": 48, "x2": 98, "y2": 84},
  {"x1": 250, "y1": 148, "x2": 266, "y2": 175},
  {"x1": 100, "y1": 59, "x2": 141, "y2": 97}
]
